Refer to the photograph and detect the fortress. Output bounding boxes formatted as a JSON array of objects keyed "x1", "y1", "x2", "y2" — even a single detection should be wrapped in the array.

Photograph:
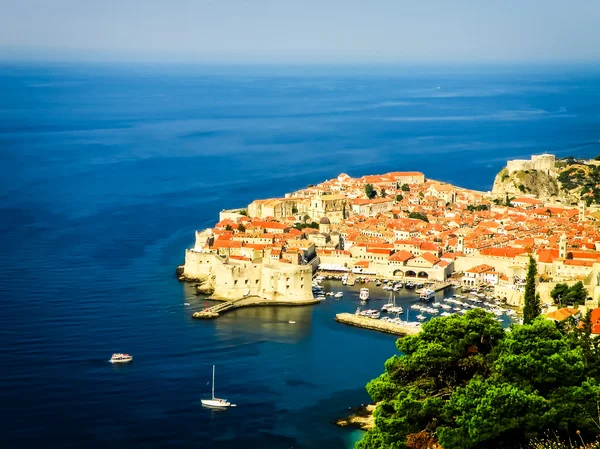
[
  {"x1": 183, "y1": 230, "x2": 315, "y2": 303},
  {"x1": 506, "y1": 154, "x2": 556, "y2": 175}
]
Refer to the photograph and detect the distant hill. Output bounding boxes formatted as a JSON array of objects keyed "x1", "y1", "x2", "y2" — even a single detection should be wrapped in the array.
[{"x1": 492, "y1": 155, "x2": 600, "y2": 205}]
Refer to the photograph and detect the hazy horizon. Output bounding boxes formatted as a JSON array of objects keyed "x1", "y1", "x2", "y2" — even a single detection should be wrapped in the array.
[{"x1": 1, "y1": 0, "x2": 599, "y2": 64}]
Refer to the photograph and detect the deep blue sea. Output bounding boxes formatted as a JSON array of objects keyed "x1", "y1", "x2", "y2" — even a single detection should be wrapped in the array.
[{"x1": 1, "y1": 63, "x2": 600, "y2": 449}]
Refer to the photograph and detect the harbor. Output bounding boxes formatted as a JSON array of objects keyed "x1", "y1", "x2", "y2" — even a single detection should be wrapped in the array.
[{"x1": 310, "y1": 273, "x2": 519, "y2": 334}]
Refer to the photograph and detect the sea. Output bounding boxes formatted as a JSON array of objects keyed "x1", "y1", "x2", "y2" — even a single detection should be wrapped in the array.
[{"x1": 1, "y1": 62, "x2": 600, "y2": 449}]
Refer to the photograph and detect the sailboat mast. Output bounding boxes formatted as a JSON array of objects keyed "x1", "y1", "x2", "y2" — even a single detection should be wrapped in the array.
[{"x1": 212, "y1": 365, "x2": 215, "y2": 400}]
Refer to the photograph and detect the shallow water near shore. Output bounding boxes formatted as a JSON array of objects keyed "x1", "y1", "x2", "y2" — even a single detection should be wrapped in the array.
[{"x1": 1, "y1": 63, "x2": 600, "y2": 448}]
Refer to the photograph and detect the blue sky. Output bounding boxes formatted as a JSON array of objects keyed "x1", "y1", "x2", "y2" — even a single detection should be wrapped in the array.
[{"x1": 1, "y1": 0, "x2": 599, "y2": 63}]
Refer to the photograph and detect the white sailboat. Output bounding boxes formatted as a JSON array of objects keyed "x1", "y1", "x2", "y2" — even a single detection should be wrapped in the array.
[{"x1": 201, "y1": 365, "x2": 235, "y2": 408}]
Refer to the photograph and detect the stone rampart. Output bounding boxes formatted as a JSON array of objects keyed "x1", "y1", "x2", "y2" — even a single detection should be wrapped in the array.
[{"x1": 183, "y1": 250, "x2": 314, "y2": 302}]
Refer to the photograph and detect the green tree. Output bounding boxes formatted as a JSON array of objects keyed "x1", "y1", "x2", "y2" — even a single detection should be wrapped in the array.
[
  {"x1": 408, "y1": 212, "x2": 429, "y2": 223},
  {"x1": 365, "y1": 184, "x2": 377, "y2": 199},
  {"x1": 239, "y1": 209, "x2": 248, "y2": 216},
  {"x1": 224, "y1": 224, "x2": 233, "y2": 231},
  {"x1": 358, "y1": 314, "x2": 600, "y2": 449},
  {"x1": 291, "y1": 206, "x2": 298, "y2": 214},
  {"x1": 437, "y1": 380, "x2": 547, "y2": 449},
  {"x1": 396, "y1": 194, "x2": 404, "y2": 202},
  {"x1": 237, "y1": 223, "x2": 246, "y2": 232},
  {"x1": 401, "y1": 184, "x2": 410, "y2": 192},
  {"x1": 522, "y1": 256, "x2": 540, "y2": 324},
  {"x1": 551, "y1": 282, "x2": 587, "y2": 307},
  {"x1": 381, "y1": 188, "x2": 387, "y2": 198}
]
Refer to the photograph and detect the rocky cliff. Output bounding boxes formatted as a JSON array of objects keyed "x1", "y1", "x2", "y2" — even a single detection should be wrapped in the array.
[{"x1": 491, "y1": 167, "x2": 560, "y2": 200}]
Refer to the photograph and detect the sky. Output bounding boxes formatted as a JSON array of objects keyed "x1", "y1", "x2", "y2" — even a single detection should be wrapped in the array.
[{"x1": 1, "y1": 0, "x2": 599, "y2": 64}]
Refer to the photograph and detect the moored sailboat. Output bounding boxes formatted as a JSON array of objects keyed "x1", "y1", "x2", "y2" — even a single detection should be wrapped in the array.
[{"x1": 201, "y1": 365, "x2": 235, "y2": 408}]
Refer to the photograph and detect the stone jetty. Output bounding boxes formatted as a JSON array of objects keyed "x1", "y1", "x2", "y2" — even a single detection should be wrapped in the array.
[
  {"x1": 193, "y1": 296, "x2": 322, "y2": 319},
  {"x1": 335, "y1": 313, "x2": 421, "y2": 336}
]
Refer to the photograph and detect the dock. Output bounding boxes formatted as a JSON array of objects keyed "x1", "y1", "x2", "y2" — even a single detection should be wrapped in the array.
[
  {"x1": 193, "y1": 296, "x2": 322, "y2": 319},
  {"x1": 335, "y1": 313, "x2": 421, "y2": 336},
  {"x1": 415, "y1": 281, "x2": 452, "y2": 294}
]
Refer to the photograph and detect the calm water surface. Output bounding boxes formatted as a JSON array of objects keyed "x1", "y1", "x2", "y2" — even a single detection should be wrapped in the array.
[{"x1": 1, "y1": 63, "x2": 600, "y2": 448}]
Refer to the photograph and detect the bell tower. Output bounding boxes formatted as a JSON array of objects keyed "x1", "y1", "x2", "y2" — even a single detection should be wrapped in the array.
[{"x1": 559, "y1": 233, "x2": 568, "y2": 259}]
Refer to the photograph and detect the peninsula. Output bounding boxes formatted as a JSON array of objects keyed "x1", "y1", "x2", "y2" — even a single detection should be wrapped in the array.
[{"x1": 180, "y1": 154, "x2": 600, "y2": 314}]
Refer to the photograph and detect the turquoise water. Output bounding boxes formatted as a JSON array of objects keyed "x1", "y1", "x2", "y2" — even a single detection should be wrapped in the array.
[{"x1": 1, "y1": 63, "x2": 599, "y2": 448}]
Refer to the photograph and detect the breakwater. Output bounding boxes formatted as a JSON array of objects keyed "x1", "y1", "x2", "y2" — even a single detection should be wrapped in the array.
[
  {"x1": 335, "y1": 313, "x2": 421, "y2": 336},
  {"x1": 193, "y1": 296, "x2": 322, "y2": 319}
]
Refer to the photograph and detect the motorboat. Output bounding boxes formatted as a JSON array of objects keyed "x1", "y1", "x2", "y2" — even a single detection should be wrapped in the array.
[
  {"x1": 419, "y1": 289, "x2": 435, "y2": 301},
  {"x1": 334, "y1": 292, "x2": 343, "y2": 298},
  {"x1": 201, "y1": 365, "x2": 235, "y2": 408},
  {"x1": 405, "y1": 281, "x2": 415, "y2": 289},
  {"x1": 109, "y1": 353, "x2": 133, "y2": 364},
  {"x1": 416, "y1": 314, "x2": 426, "y2": 321},
  {"x1": 359, "y1": 288, "x2": 370, "y2": 301}
]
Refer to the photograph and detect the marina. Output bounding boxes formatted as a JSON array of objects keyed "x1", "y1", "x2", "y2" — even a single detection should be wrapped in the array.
[{"x1": 312, "y1": 274, "x2": 519, "y2": 332}]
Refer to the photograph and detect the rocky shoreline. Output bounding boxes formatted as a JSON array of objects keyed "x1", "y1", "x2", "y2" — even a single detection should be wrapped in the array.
[{"x1": 334, "y1": 403, "x2": 377, "y2": 431}]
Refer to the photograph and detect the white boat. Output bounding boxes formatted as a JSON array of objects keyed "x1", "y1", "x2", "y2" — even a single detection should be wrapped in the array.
[
  {"x1": 334, "y1": 292, "x2": 343, "y2": 298},
  {"x1": 359, "y1": 288, "x2": 370, "y2": 301},
  {"x1": 381, "y1": 291, "x2": 397, "y2": 312},
  {"x1": 201, "y1": 365, "x2": 234, "y2": 408},
  {"x1": 288, "y1": 320, "x2": 296, "y2": 324},
  {"x1": 109, "y1": 353, "x2": 133, "y2": 364},
  {"x1": 387, "y1": 306, "x2": 403, "y2": 314},
  {"x1": 359, "y1": 309, "x2": 380, "y2": 319},
  {"x1": 419, "y1": 289, "x2": 435, "y2": 301},
  {"x1": 416, "y1": 314, "x2": 426, "y2": 321}
]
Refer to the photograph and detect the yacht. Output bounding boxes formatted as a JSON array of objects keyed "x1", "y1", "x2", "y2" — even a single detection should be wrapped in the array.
[
  {"x1": 416, "y1": 314, "x2": 426, "y2": 321},
  {"x1": 359, "y1": 309, "x2": 380, "y2": 319},
  {"x1": 419, "y1": 289, "x2": 435, "y2": 301},
  {"x1": 359, "y1": 288, "x2": 370, "y2": 301},
  {"x1": 110, "y1": 353, "x2": 133, "y2": 364},
  {"x1": 201, "y1": 365, "x2": 235, "y2": 408},
  {"x1": 334, "y1": 292, "x2": 343, "y2": 298}
]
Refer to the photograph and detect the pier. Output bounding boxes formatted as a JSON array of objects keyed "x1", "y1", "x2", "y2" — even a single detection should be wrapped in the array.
[
  {"x1": 193, "y1": 296, "x2": 322, "y2": 319},
  {"x1": 335, "y1": 313, "x2": 421, "y2": 336},
  {"x1": 415, "y1": 281, "x2": 453, "y2": 294}
]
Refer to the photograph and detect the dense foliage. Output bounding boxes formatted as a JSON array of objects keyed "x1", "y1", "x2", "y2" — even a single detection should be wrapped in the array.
[
  {"x1": 365, "y1": 184, "x2": 377, "y2": 199},
  {"x1": 467, "y1": 204, "x2": 489, "y2": 212},
  {"x1": 551, "y1": 282, "x2": 588, "y2": 306},
  {"x1": 408, "y1": 212, "x2": 429, "y2": 223},
  {"x1": 523, "y1": 256, "x2": 541, "y2": 324},
  {"x1": 357, "y1": 309, "x2": 600, "y2": 449},
  {"x1": 557, "y1": 162, "x2": 600, "y2": 206}
]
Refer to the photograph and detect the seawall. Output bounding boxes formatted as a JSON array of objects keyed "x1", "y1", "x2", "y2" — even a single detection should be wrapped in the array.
[{"x1": 335, "y1": 313, "x2": 421, "y2": 336}]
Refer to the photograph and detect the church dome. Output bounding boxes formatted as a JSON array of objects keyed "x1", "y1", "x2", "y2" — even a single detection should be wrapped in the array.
[{"x1": 319, "y1": 216, "x2": 331, "y2": 225}]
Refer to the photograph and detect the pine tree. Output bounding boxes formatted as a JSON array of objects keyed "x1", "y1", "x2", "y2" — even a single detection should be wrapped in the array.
[{"x1": 523, "y1": 256, "x2": 540, "y2": 324}]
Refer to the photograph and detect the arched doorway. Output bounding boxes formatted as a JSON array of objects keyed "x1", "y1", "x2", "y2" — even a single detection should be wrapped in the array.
[
  {"x1": 417, "y1": 271, "x2": 429, "y2": 279},
  {"x1": 393, "y1": 269, "x2": 404, "y2": 277},
  {"x1": 405, "y1": 270, "x2": 416, "y2": 278}
]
